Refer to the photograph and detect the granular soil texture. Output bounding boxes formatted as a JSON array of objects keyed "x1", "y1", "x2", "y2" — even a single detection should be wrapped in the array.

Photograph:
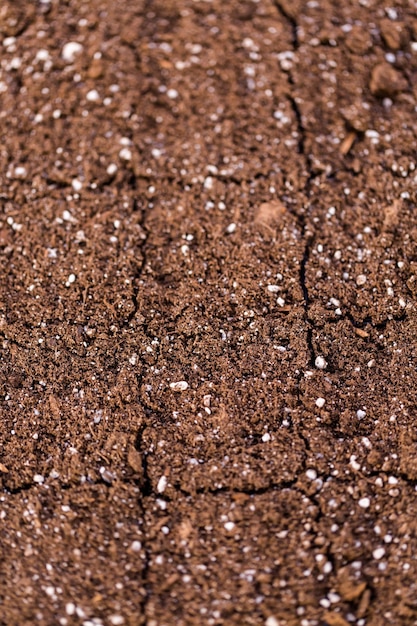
[{"x1": 1, "y1": 1, "x2": 417, "y2": 625}]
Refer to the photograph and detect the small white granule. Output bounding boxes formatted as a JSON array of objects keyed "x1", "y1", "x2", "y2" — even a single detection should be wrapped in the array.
[
  {"x1": 373, "y1": 547, "x2": 385, "y2": 560},
  {"x1": 265, "y1": 618, "x2": 279, "y2": 626},
  {"x1": 306, "y1": 469, "x2": 317, "y2": 480},
  {"x1": 262, "y1": 433, "x2": 271, "y2": 442},
  {"x1": 33, "y1": 474, "x2": 44, "y2": 484},
  {"x1": 109, "y1": 616, "x2": 124, "y2": 626},
  {"x1": 62, "y1": 210, "x2": 73, "y2": 221},
  {"x1": 156, "y1": 475, "x2": 168, "y2": 493},
  {"x1": 226, "y1": 223, "x2": 236, "y2": 234},
  {"x1": 65, "y1": 603, "x2": 76, "y2": 616},
  {"x1": 169, "y1": 381, "x2": 189, "y2": 392},
  {"x1": 315, "y1": 397, "x2": 325, "y2": 408},
  {"x1": 328, "y1": 592, "x2": 340, "y2": 603},
  {"x1": 86, "y1": 89, "x2": 100, "y2": 102},
  {"x1": 131, "y1": 540, "x2": 142, "y2": 552},
  {"x1": 277, "y1": 297, "x2": 286, "y2": 307},
  {"x1": 315, "y1": 355, "x2": 327, "y2": 369},
  {"x1": 36, "y1": 49, "x2": 50, "y2": 62},
  {"x1": 267, "y1": 285, "x2": 280, "y2": 293},
  {"x1": 358, "y1": 497, "x2": 370, "y2": 509},
  {"x1": 224, "y1": 522, "x2": 235, "y2": 531},
  {"x1": 72, "y1": 179, "x2": 82, "y2": 192},
  {"x1": 167, "y1": 88, "x2": 178, "y2": 99},
  {"x1": 350, "y1": 455, "x2": 360, "y2": 470},
  {"x1": 67, "y1": 274, "x2": 76, "y2": 284},
  {"x1": 10, "y1": 57, "x2": 22, "y2": 69},
  {"x1": 357, "y1": 409, "x2": 366, "y2": 419},
  {"x1": 119, "y1": 147, "x2": 132, "y2": 161},
  {"x1": 3, "y1": 37, "x2": 16, "y2": 49},
  {"x1": 14, "y1": 166, "x2": 27, "y2": 179},
  {"x1": 356, "y1": 274, "x2": 367, "y2": 286},
  {"x1": 62, "y1": 41, "x2": 83, "y2": 63},
  {"x1": 107, "y1": 163, "x2": 118, "y2": 175},
  {"x1": 203, "y1": 176, "x2": 213, "y2": 190}
]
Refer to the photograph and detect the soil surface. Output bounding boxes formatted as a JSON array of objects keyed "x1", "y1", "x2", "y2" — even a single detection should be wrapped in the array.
[{"x1": 1, "y1": 1, "x2": 417, "y2": 625}]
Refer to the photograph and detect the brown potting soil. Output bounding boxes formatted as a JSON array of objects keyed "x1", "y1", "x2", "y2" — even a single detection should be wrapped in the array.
[{"x1": 1, "y1": 1, "x2": 417, "y2": 625}]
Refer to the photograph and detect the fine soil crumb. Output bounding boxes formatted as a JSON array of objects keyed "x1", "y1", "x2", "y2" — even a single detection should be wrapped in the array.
[
  {"x1": 1, "y1": 1, "x2": 417, "y2": 625},
  {"x1": 369, "y1": 62, "x2": 407, "y2": 97}
]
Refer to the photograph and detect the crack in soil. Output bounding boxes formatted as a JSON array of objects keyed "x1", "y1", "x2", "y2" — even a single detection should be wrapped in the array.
[
  {"x1": 272, "y1": 1, "x2": 299, "y2": 50},
  {"x1": 271, "y1": 0, "x2": 318, "y2": 372}
]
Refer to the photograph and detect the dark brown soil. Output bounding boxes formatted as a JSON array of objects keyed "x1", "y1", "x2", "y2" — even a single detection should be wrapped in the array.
[{"x1": 1, "y1": 1, "x2": 417, "y2": 625}]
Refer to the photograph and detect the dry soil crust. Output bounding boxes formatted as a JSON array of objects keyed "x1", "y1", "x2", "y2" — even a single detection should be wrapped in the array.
[{"x1": 1, "y1": 1, "x2": 417, "y2": 625}]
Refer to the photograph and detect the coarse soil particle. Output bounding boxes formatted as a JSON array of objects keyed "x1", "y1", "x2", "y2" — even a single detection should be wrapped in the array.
[{"x1": 0, "y1": 1, "x2": 417, "y2": 625}]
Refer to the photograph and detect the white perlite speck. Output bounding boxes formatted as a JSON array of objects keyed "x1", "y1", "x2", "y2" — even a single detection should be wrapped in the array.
[
  {"x1": 65, "y1": 603, "x2": 76, "y2": 616},
  {"x1": 315, "y1": 397, "x2": 325, "y2": 408},
  {"x1": 265, "y1": 618, "x2": 279, "y2": 626},
  {"x1": 156, "y1": 475, "x2": 168, "y2": 493},
  {"x1": 86, "y1": 89, "x2": 100, "y2": 102},
  {"x1": 119, "y1": 147, "x2": 132, "y2": 161},
  {"x1": 306, "y1": 469, "x2": 317, "y2": 480},
  {"x1": 358, "y1": 497, "x2": 371, "y2": 509},
  {"x1": 262, "y1": 433, "x2": 271, "y2": 442},
  {"x1": 62, "y1": 41, "x2": 83, "y2": 63},
  {"x1": 267, "y1": 285, "x2": 280, "y2": 293},
  {"x1": 357, "y1": 409, "x2": 366, "y2": 419},
  {"x1": 373, "y1": 547, "x2": 386, "y2": 560},
  {"x1": 14, "y1": 166, "x2": 27, "y2": 179},
  {"x1": 224, "y1": 521, "x2": 235, "y2": 531},
  {"x1": 131, "y1": 540, "x2": 142, "y2": 552},
  {"x1": 315, "y1": 355, "x2": 327, "y2": 369},
  {"x1": 33, "y1": 474, "x2": 44, "y2": 484},
  {"x1": 169, "y1": 381, "x2": 189, "y2": 391},
  {"x1": 109, "y1": 615, "x2": 125, "y2": 625},
  {"x1": 356, "y1": 274, "x2": 367, "y2": 286},
  {"x1": 107, "y1": 163, "x2": 118, "y2": 176}
]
